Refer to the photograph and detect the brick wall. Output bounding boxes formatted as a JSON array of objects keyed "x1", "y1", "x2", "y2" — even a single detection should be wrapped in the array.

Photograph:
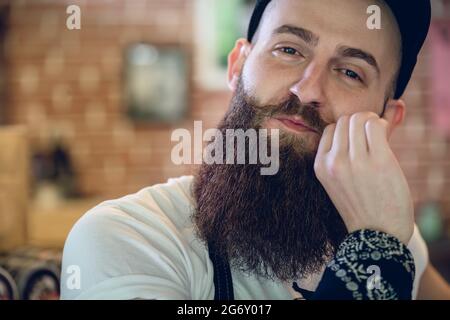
[
  {"x1": 3, "y1": 0, "x2": 450, "y2": 228},
  {"x1": 4, "y1": 0, "x2": 230, "y2": 199},
  {"x1": 390, "y1": 0, "x2": 450, "y2": 224}
]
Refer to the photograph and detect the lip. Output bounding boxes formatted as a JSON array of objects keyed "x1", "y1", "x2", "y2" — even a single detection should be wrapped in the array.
[{"x1": 273, "y1": 116, "x2": 319, "y2": 134}]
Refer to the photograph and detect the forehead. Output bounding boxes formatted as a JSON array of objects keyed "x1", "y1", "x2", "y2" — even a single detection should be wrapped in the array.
[{"x1": 256, "y1": 0, "x2": 401, "y2": 69}]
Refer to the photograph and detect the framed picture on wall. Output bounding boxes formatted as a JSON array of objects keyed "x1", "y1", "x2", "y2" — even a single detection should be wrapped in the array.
[{"x1": 124, "y1": 43, "x2": 188, "y2": 123}]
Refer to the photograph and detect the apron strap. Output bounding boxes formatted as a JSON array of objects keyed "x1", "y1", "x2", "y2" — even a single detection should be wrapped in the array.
[
  {"x1": 208, "y1": 242, "x2": 234, "y2": 300},
  {"x1": 292, "y1": 281, "x2": 315, "y2": 300}
]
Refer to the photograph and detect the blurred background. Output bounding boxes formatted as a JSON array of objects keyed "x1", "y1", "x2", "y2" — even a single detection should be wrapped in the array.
[{"x1": 0, "y1": 0, "x2": 449, "y2": 299}]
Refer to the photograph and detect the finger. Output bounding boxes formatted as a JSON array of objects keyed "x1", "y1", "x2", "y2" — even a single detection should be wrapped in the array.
[
  {"x1": 366, "y1": 117, "x2": 389, "y2": 155},
  {"x1": 349, "y1": 112, "x2": 379, "y2": 158},
  {"x1": 317, "y1": 123, "x2": 336, "y2": 156},
  {"x1": 330, "y1": 115, "x2": 350, "y2": 156}
]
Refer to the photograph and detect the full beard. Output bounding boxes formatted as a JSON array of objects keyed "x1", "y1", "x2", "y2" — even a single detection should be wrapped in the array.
[{"x1": 192, "y1": 78, "x2": 348, "y2": 282}]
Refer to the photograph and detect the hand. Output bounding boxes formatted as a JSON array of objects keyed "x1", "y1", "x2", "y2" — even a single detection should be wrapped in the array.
[{"x1": 314, "y1": 112, "x2": 414, "y2": 245}]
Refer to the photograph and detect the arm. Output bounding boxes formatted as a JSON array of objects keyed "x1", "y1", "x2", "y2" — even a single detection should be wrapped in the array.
[
  {"x1": 417, "y1": 264, "x2": 450, "y2": 300},
  {"x1": 314, "y1": 112, "x2": 414, "y2": 246},
  {"x1": 310, "y1": 229, "x2": 415, "y2": 300},
  {"x1": 312, "y1": 112, "x2": 417, "y2": 300},
  {"x1": 61, "y1": 207, "x2": 192, "y2": 300}
]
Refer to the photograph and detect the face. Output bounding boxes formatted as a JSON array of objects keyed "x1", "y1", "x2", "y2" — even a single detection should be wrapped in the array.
[
  {"x1": 193, "y1": 0, "x2": 405, "y2": 282},
  {"x1": 193, "y1": 80, "x2": 349, "y2": 281},
  {"x1": 234, "y1": 0, "x2": 402, "y2": 152}
]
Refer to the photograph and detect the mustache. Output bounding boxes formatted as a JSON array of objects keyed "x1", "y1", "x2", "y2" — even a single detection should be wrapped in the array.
[{"x1": 252, "y1": 95, "x2": 330, "y2": 134}]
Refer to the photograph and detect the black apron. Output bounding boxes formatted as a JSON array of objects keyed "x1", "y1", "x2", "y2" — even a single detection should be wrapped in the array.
[{"x1": 208, "y1": 241, "x2": 312, "y2": 300}]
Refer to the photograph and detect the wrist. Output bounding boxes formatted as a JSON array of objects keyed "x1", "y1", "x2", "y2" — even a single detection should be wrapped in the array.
[
  {"x1": 327, "y1": 228, "x2": 416, "y2": 300},
  {"x1": 346, "y1": 224, "x2": 413, "y2": 246}
]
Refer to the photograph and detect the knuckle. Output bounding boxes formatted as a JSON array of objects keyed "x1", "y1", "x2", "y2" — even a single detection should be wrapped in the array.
[
  {"x1": 366, "y1": 117, "x2": 388, "y2": 134},
  {"x1": 313, "y1": 159, "x2": 324, "y2": 176},
  {"x1": 365, "y1": 117, "x2": 380, "y2": 129},
  {"x1": 366, "y1": 111, "x2": 379, "y2": 118},
  {"x1": 337, "y1": 115, "x2": 350, "y2": 124},
  {"x1": 325, "y1": 123, "x2": 336, "y2": 132},
  {"x1": 322, "y1": 123, "x2": 336, "y2": 137},
  {"x1": 326, "y1": 156, "x2": 346, "y2": 178},
  {"x1": 378, "y1": 118, "x2": 389, "y2": 127},
  {"x1": 350, "y1": 112, "x2": 378, "y2": 125},
  {"x1": 350, "y1": 112, "x2": 364, "y2": 125}
]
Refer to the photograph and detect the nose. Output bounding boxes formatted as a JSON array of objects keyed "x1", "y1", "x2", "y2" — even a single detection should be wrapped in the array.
[{"x1": 289, "y1": 63, "x2": 327, "y2": 108}]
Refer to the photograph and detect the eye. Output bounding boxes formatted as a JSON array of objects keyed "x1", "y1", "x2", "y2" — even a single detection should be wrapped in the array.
[
  {"x1": 339, "y1": 69, "x2": 363, "y2": 83},
  {"x1": 277, "y1": 47, "x2": 302, "y2": 56}
]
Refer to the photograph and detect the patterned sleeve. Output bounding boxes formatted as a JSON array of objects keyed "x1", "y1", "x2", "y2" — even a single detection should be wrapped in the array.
[{"x1": 311, "y1": 229, "x2": 416, "y2": 300}]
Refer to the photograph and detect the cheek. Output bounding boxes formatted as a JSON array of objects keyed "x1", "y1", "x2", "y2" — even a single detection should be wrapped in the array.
[
  {"x1": 326, "y1": 85, "x2": 385, "y2": 121},
  {"x1": 242, "y1": 52, "x2": 292, "y2": 104}
]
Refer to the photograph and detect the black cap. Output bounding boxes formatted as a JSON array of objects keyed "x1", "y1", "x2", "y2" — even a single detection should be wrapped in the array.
[{"x1": 247, "y1": 0, "x2": 431, "y2": 99}]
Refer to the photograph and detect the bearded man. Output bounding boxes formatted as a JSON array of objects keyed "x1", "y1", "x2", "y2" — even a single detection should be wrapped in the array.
[{"x1": 61, "y1": 0, "x2": 450, "y2": 300}]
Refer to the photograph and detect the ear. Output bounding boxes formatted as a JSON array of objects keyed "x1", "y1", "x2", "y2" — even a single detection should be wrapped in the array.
[
  {"x1": 227, "y1": 38, "x2": 251, "y2": 91},
  {"x1": 382, "y1": 99, "x2": 406, "y2": 139}
]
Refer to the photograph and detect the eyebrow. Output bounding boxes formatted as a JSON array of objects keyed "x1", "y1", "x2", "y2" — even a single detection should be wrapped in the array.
[
  {"x1": 273, "y1": 24, "x2": 319, "y2": 47},
  {"x1": 273, "y1": 24, "x2": 380, "y2": 76},
  {"x1": 337, "y1": 46, "x2": 380, "y2": 75}
]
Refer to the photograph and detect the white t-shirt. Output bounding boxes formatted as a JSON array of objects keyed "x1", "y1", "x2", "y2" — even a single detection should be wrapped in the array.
[{"x1": 60, "y1": 176, "x2": 429, "y2": 300}]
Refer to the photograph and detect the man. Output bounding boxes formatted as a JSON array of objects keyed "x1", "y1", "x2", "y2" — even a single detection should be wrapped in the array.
[{"x1": 61, "y1": 0, "x2": 450, "y2": 299}]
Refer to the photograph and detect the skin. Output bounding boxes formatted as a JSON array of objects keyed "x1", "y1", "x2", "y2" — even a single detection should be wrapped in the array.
[{"x1": 226, "y1": 0, "x2": 450, "y2": 299}]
